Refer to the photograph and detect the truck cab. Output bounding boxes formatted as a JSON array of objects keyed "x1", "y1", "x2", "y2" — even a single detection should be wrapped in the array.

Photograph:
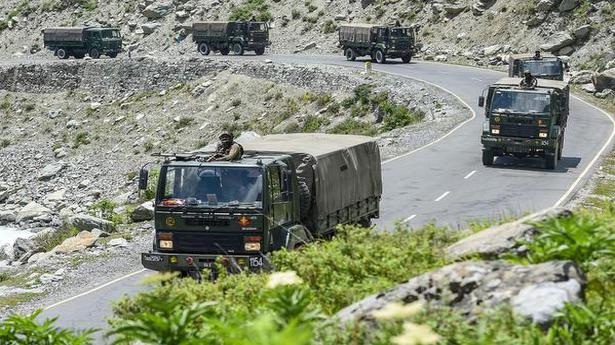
[
  {"x1": 509, "y1": 52, "x2": 566, "y2": 81},
  {"x1": 479, "y1": 76, "x2": 569, "y2": 170}
]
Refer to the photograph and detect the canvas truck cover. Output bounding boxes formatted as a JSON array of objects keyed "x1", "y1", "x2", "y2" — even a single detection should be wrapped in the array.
[
  {"x1": 192, "y1": 22, "x2": 230, "y2": 36},
  {"x1": 44, "y1": 27, "x2": 86, "y2": 42},
  {"x1": 242, "y1": 133, "x2": 382, "y2": 220},
  {"x1": 339, "y1": 24, "x2": 377, "y2": 43}
]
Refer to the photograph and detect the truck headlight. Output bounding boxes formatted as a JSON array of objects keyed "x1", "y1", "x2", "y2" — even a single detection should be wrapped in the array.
[
  {"x1": 159, "y1": 240, "x2": 173, "y2": 249},
  {"x1": 491, "y1": 129, "x2": 500, "y2": 134},
  {"x1": 244, "y1": 242, "x2": 261, "y2": 251},
  {"x1": 539, "y1": 132, "x2": 548, "y2": 138}
]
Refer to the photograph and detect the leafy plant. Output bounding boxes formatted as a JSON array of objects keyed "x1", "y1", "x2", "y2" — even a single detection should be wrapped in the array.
[
  {"x1": 72, "y1": 132, "x2": 90, "y2": 148},
  {"x1": 230, "y1": 0, "x2": 272, "y2": 21},
  {"x1": 0, "y1": 310, "x2": 94, "y2": 345},
  {"x1": 322, "y1": 19, "x2": 337, "y2": 34},
  {"x1": 328, "y1": 118, "x2": 378, "y2": 136}
]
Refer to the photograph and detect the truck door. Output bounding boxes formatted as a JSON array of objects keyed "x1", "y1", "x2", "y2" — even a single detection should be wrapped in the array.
[
  {"x1": 267, "y1": 165, "x2": 292, "y2": 227},
  {"x1": 87, "y1": 31, "x2": 101, "y2": 49}
]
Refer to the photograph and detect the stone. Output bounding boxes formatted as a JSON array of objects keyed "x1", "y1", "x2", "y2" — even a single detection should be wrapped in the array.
[
  {"x1": 540, "y1": 32, "x2": 574, "y2": 52},
  {"x1": 65, "y1": 214, "x2": 116, "y2": 233},
  {"x1": 142, "y1": 2, "x2": 173, "y2": 19},
  {"x1": 141, "y1": 23, "x2": 161, "y2": 35},
  {"x1": 443, "y1": 4, "x2": 466, "y2": 15},
  {"x1": 89, "y1": 102, "x2": 101, "y2": 111},
  {"x1": 38, "y1": 162, "x2": 65, "y2": 181},
  {"x1": 0, "y1": 210, "x2": 17, "y2": 224},
  {"x1": 66, "y1": 119, "x2": 79, "y2": 129},
  {"x1": 16, "y1": 202, "x2": 51, "y2": 223},
  {"x1": 175, "y1": 10, "x2": 189, "y2": 19},
  {"x1": 582, "y1": 83, "x2": 596, "y2": 93},
  {"x1": 595, "y1": 89, "x2": 613, "y2": 99},
  {"x1": 131, "y1": 201, "x2": 154, "y2": 222},
  {"x1": 558, "y1": 0, "x2": 578, "y2": 11},
  {"x1": 12, "y1": 237, "x2": 39, "y2": 261},
  {"x1": 569, "y1": 70, "x2": 593, "y2": 84},
  {"x1": 572, "y1": 24, "x2": 591, "y2": 40},
  {"x1": 78, "y1": 179, "x2": 91, "y2": 189},
  {"x1": 303, "y1": 42, "x2": 317, "y2": 51},
  {"x1": 336, "y1": 260, "x2": 585, "y2": 325},
  {"x1": 512, "y1": 280, "x2": 582, "y2": 324},
  {"x1": 45, "y1": 189, "x2": 66, "y2": 202},
  {"x1": 483, "y1": 44, "x2": 502, "y2": 56},
  {"x1": 446, "y1": 208, "x2": 572, "y2": 259},
  {"x1": 48, "y1": 109, "x2": 63, "y2": 119},
  {"x1": 434, "y1": 54, "x2": 448, "y2": 62},
  {"x1": 557, "y1": 46, "x2": 574, "y2": 56},
  {"x1": 536, "y1": 0, "x2": 557, "y2": 12},
  {"x1": 592, "y1": 68, "x2": 615, "y2": 92},
  {"x1": 53, "y1": 230, "x2": 100, "y2": 253},
  {"x1": 108, "y1": 238, "x2": 128, "y2": 247}
]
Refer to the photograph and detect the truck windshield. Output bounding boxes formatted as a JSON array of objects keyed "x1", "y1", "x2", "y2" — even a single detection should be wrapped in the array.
[
  {"x1": 491, "y1": 90, "x2": 551, "y2": 115},
  {"x1": 249, "y1": 23, "x2": 266, "y2": 31},
  {"x1": 520, "y1": 60, "x2": 562, "y2": 77},
  {"x1": 390, "y1": 28, "x2": 410, "y2": 37},
  {"x1": 160, "y1": 166, "x2": 263, "y2": 207},
  {"x1": 101, "y1": 30, "x2": 120, "y2": 38}
]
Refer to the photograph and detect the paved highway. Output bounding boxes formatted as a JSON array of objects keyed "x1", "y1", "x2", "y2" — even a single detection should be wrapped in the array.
[{"x1": 38, "y1": 55, "x2": 614, "y2": 342}]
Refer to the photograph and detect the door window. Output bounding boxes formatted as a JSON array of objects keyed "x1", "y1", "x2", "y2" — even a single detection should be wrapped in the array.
[{"x1": 268, "y1": 166, "x2": 290, "y2": 226}]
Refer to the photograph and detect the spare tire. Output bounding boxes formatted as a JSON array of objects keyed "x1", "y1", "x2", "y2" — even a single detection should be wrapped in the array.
[{"x1": 298, "y1": 178, "x2": 312, "y2": 219}]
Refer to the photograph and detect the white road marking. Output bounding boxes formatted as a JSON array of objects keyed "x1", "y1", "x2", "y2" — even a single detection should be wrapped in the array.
[
  {"x1": 435, "y1": 191, "x2": 451, "y2": 202},
  {"x1": 464, "y1": 170, "x2": 476, "y2": 179},
  {"x1": 43, "y1": 269, "x2": 147, "y2": 311},
  {"x1": 471, "y1": 77, "x2": 483, "y2": 82},
  {"x1": 403, "y1": 214, "x2": 417, "y2": 223}
]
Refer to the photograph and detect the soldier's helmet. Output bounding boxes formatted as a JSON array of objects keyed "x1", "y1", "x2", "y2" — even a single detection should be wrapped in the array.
[{"x1": 219, "y1": 131, "x2": 233, "y2": 140}]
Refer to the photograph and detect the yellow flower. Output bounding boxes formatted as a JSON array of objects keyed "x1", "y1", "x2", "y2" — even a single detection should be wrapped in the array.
[
  {"x1": 371, "y1": 301, "x2": 424, "y2": 321},
  {"x1": 391, "y1": 322, "x2": 441, "y2": 345},
  {"x1": 266, "y1": 271, "x2": 303, "y2": 289}
]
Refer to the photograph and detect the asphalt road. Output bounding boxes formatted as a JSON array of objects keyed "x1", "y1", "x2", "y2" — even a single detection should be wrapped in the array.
[{"x1": 35, "y1": 54, "x2": 614, "y2": 343}]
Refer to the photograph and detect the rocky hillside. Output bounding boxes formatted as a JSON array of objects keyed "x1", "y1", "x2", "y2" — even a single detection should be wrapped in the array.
[{"x1": 0, "y1": 0, "x2": 613, "y2": 70}]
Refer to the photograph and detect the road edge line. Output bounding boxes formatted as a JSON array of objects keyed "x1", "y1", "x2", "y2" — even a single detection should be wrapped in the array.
[{"x1": 43, "y1": 269, "x2": 147, "y2": 311}]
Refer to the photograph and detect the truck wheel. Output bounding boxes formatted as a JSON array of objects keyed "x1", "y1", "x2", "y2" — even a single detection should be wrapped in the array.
[
  {"x1": 545, "y1": 150, "x2": 557, "y2": 170},
  {"x1": 198, "y1": 42, "x2": 210, "y2": 55},
  {"x1": 232, "y1": 43, "x2": 244, "y2": 56},
  {"x1": 401, "y1": 55, "x2": 411, "y2": 63},
  {"x1": 255, "y1": 47, "x2": 265, "y2": 55},
  {"x1": 375, "y1": 49, "x2": 386, "y2": 64},
  {"x1": 298, "y1": 179, "x2": 312, "y2": 219},
  {"x1": 56, "y1": 48, "x2": 69, "y2": 60},
  {"x1": 345, "y1": 48, "x2": 356, "y2": 61},
  {"x1": 220, "y1": 47, "x2": 230, "y2": 55},
  {"x1": 482, "y1": 149, "x2": 494, "y2": 166},
  {"x1": 89, "y1": 48, "x2": 100, "y2": 59},
  {"x1": 108, "y1": 52, "x2": 118, "y2": 58}
]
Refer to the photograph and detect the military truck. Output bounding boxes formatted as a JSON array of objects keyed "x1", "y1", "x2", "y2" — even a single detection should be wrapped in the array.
[
  {"x1": 140, "y1": 134, "x2": 382, "y2": 274},
  {"x1": 339, "y1": 24, "x2": 415, "y2": 64},
  {"x1": 192, "y1": 21, "x2": 270, "y2": 56},
  {"x1": 43, "y1": 27, "x2": 122, "y2": 59},
  {"x1": 508, "y1": 51, "x2": 566, "y2": 80},
  {"x1": 480, "y1": 75, "x2": 569, "y2": 170}
]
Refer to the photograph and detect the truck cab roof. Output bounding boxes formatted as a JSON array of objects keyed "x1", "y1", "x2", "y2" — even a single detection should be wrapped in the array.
[{"x1": 493, "y1": 77, "x2": 569, "y2": 91}]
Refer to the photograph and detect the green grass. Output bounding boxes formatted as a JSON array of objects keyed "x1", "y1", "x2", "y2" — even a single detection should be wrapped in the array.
[
  {"x1": 229, "y1": 0, "x2": 272, "y2": 21},
  {"x1": 72, "y1": 132, "x2": 90, "y2": 148},
  {"x1": 328, "y1": 118, "x2": 378, "y2": 136}
]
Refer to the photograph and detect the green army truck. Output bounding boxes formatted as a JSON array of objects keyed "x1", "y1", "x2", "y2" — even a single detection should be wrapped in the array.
[
  {"x1": 508, "y1": 51, "x2": 566, "y2": 80},
  {"x1": 43, "y1": 27, "x2": 122, "y2": 59},
  {"x1": 140, "y1": 134, "x2": 382, "y2": 275},
  {"x1": 192, "y1": 21, "x2": 270, "y2": 56},
  {"x1": 480, "y1": 75, "x2": 570, "y2": 170},
  {"x1": 339, "y1": 24, "x2": 415, "y2": 64}
]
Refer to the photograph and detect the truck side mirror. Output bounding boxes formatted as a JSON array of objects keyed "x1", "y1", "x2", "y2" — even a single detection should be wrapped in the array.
[
  {"x1": 138, "y1": 168, "x2": 149, "y2": 190},
  {"x1": 478, "y1": 96, "x2": 485, "y2": 108}
]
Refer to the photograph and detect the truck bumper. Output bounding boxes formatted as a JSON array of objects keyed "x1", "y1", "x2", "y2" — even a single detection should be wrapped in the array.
[
  {"x1": 481, "y1": 135, "x2": 555, "y2": 154},
  {"x1": 142, "y1": 251, "x2": 266, "y2": 272}
]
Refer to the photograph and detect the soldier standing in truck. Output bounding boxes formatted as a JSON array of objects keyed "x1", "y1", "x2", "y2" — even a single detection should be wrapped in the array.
[{"x1": 208, "y1": 132, "x2": 244, "y2": 161}]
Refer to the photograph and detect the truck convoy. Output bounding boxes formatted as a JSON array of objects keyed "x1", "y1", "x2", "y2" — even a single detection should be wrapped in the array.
[
  {"x1": 508, "y1": 51, "x2": 566, "y2": 81},
  {"x1": 339, "y1": 24, "x2": 415, "y2": 64},
  {"x1": 192, "y1": 21, "x2": 270, "y2": 56},
  {"x1": 140, "y1": 134, "x2": 382, "y2": 274},
  {"x1": 480, "y1": 74, "x2": 569, "y2": 170},
  {"x1": 43, "y1": 27, "x2": 122, "y2": 59}
]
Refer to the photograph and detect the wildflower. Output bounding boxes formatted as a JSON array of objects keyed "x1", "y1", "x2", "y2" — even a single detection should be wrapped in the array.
[
  {"x1": 391, "y1": 322, "x2": 441, "y2": 345},
  {"x1": 371, "y1": 301, "x2": 424, "y2": 321},
  {"x1": 266, "y1": 271, "x2": 303, "y2": 289}
]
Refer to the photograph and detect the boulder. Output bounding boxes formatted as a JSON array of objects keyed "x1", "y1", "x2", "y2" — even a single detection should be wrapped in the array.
[
  {"x1": 595, "y1": 89, "x2": 613, "y2": 99},
  {"x1": 38, "y1": 162, "x2": 65, "y2": 181},
  {"x1": 109, "y1": 238, "x2": 129, "y2": 247},
  {"x1": 443, "y1": 4, "x2": 466, "y2": 16},
  {"x1": 483, "y1": 44, "x2": 502, "y2": 56},
  {"x1": 569, "y1": 70, "x2": 593, "y2": 84},
  {"x1": 53, "y1": 230, "x2": 100, "y2": 253},
  {"x1": 142, "y1": 2, "x2": 173, "y2": 19},
  {"x1": 12, "y1": 237, "x2": 40, "y2": 262},
  {"x1": 336, "y1": 260, "x2": 585, "y2": 326},
  {"x1": 0, "y1": 210, "x2": 17, "y2": 224},
  {"x1": 592, "y1": 68, "x2": 615, "y2": 92},
  {"x1": 434, "y1": 54, "x2": 448, "y2": 62},
  {"x1": 557, "y1": 46, "x2": 574, "y2": 56},
  {"x1": 572, "y1": 24, "x2": 591, "y2": 40},
  {"x1": 582, "y1": 83, "x2": 596, "y2": 93},
  {"x1": 141, "y1": 23, "x2": 161, "y2": 35},
  {"x1": 131, "y1": 201, "x2": 154, "y2": 222},
  {"x1": 45, "y1": 189, "x2": 66, "y2": 202},
  {"x1": 536, "y1": 0, "x2": 557, "y2": 12},
  {"x1": 540, "y1": 32, "x2": 574, "y2": 52},
  {"x1": 446, "y1": 208, "x2": 571, "y2": 260},
  {"x1": 16, "y1": 202, "x2": 51, "y2": 223},
  {"x1": 65, "y1": 214, "x2": 116, "y2": 233},
  {"x1": 558, "y1": 0, "x2": 578, "y2": 11}
]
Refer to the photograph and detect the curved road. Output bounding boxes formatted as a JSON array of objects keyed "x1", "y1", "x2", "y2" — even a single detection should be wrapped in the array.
[{"x1": 38, "y1": 55, "x2": 614, "y2": 342}]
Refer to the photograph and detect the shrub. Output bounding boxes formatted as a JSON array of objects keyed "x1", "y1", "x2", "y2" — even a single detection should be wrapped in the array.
[
  {"x1": 0, "y1": 310, "x2": 94, "y2": 345},
  {"x1": 89, "y1": 199, "x2": 125, "y2": 225},
  {"x1": 175, "y1": 116, "x2": 195, "y2": 129},
  {"x1": 328, "y1": 118, "x2": 378, "y2": 136},
  {"x1": 230, "y1": 0, "x2": 273, "y2": 21},
  {"x1": 322, "y1": 19, "x2": 337, "y2": 34},
  {"x1": 380, "y1": 103, "x2": 425, "y2": 132},
  {"x1": 143, "y1": 168, "x2": 160, "y2": 200},
  {"x1": 72, "y1": 132, "x2": 90, "y2": 148},
  {"x1": 301, "y1": 115, "x2": 330, "y2": 132},
  {"x1": 35, "y1": 226, "x2": 80, "y2": 252},
  {"x1": 0, "y1": 139, "x2": 10, "y2": 148},
  {"x1": 291, "y1": 9, "x2": 301, "y2": 19},
  {"x1": 231, "y1": 99, "x2": 242, "y2": 107}
]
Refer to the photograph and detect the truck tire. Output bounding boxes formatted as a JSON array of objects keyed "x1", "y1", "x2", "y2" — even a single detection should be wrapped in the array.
[
  {"x1": 220, "y1": 47, "x2": 230, "y2": 55},
  {"x1": 232, "y1": 43, "x2": 244, "y2": 56},
  {"x1": 401, "y1": 55, "x2": 411, "y2": 63},
  {"x1": 375, "y1": 49, "x2": 386, "y2": 64},
  {"x1": 198, "y1": 42, "x2": 210, "y2": 55},
  {"x1": 56, "y1": 48, "x2": 69, "y2": 60},
  {"x1": 345, "y1": 48, "x2": 356, "y2": 61},
  {"x1": 108, "y1": 52, "x2": 118, "y2": 58},
  {"x1": 545, "y1": 150, "x2": 557, "y2": 170},
  {"x1": 255, "y1": 47, "x2": 265, "y2": 55},
  {"x1": 89, "y1": 48, "x2": 100, "y2": 59},
  {"x1": 482, "y1": 149, "x2": 494, "y2": 166},
  {"x1": 298, "y1": 179, "x2": 312, "y2": 219}
]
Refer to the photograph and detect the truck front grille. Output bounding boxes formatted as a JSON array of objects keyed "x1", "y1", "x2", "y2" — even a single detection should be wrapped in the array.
[
  {"x1": 500, "y1": 123, "x2": 540, "y2": 138},
  {"x1": 173, "y1": 232, "x2": 244, "y2": 254}
]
